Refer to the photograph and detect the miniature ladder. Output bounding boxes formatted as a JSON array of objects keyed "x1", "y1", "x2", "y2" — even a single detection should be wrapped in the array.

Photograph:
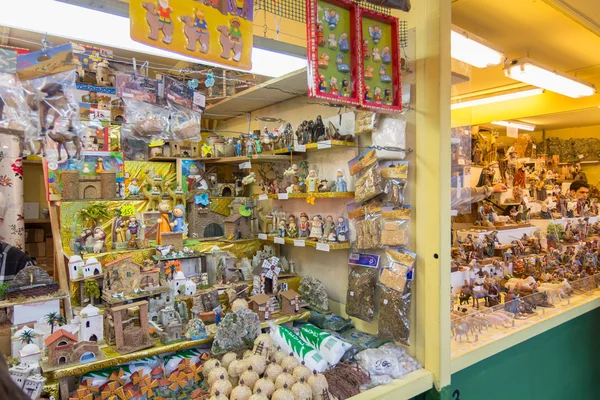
[{"x1": 269, "y1": 295, "x2": 281, "y2": 314}]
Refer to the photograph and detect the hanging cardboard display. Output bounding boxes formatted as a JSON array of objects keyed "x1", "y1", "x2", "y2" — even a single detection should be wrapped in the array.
[
  {"x1": 129, "y1": 0, "x2": 254, "y2": 71},
  {"x1": 357, "y1": 8, "x2": 402, "y2": 112},
  {"x1": 306, "y1": 0, "x2": 361, "y2": 106}
]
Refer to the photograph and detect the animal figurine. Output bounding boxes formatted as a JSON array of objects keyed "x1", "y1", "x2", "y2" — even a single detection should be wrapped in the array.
[
  {"x1": 142, "y1": 1, "x2": 174, "y2": 44},
  {"x1": 92, "y1": 228, "x2": 107, "y2": 254},
  {"x1": 181, "y1": 12, "x2": 210, "y2": 53}
]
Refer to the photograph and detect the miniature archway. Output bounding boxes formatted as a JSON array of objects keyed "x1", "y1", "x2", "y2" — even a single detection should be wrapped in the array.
[{"x1": 80, "y1": 352, "x2": 96, "y2": 363}]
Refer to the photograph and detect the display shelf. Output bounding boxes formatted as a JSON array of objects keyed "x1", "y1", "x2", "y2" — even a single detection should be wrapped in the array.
[
  {"x1": 529, "y1": 216, "x2": 600, "y2": 231},
  {"x1": 353, "y1": 369, "x2": 434, "y2": 400},
  {"x1": 264, "y1": 140, "x2": 357, "y2": 155},
  {"x1": 451, "y1": 289, "x2": 600, "y2": 373},
  {"x1": 253, "y1": 191, "x2": 355, "y2": 200},
  {"x1": 258, "y1": 234, "x2": 351, "y2": 251},
  {"x1": 0, "y1": 291, "x2": 69, "y2": 309},
  {"x1": 50, "y1": 311, "x2": 309, "y2": 379},
  {"x1": 24, "y1": 219, "x2": 51, "y2": 224},
  {"x1": 205, "y1": 68, "x2": 308, "y2": 121},
  {"x1": 203, "y1": 154, "x2": 293, "y2": 165},
  {"x1": 148, "y1": 156, "x2": 204, "y2": 162}
]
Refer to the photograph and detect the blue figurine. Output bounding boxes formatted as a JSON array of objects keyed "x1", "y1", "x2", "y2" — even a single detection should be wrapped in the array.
[
  {"x1": 381, "y1": 46, "x2": 392, "y2": 64},
  {"x1": 335, "y1": 169, "x2": 347, "y2": 192},
  {"x1": 171, "y1": 204, "x2": 186, "y2": 233},
  {"x1": 335, "y1": 216, "x2": 347, "y2": 242},
  {"x1": 214, "y1": 306, "x2": 222, "y2": 325},
  {"x1": 338, "y1": 33, "x2": 349, "y2": 52},
  {"x1": 336, "y1": 53, "x2": 350, "y2": 73},
  {"x1": 234, "y1": 140, "x2": 242, "y2": 156},
  {"x1": 368, "y1": 25, "x2": 382, "y2": 44},
  {"x1": 325, "y1": 9, "x2": 339, "y2": 30},
  {"x1": 379, "y1": 65, "x2": 392, "y2": 83}
]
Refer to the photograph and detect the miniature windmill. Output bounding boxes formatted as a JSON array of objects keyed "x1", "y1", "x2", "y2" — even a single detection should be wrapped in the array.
[
  {"x1": 190, "y1": 388, "x2": 208, "y2": 399},
  {"x1": 100, "y1": 381, "x2": 125, "y2": 400},
  {"x1": 139, "y1": 376, "x2": 159, "y2": 398},
  {"x1": 68, "y1": 388, "x2": 94, "y2": 400},
  {"x1": 186, "y1": 361, "x2": 203, "y2": 383},
  {"x1": 168, "y1": 370, "x2": 190, "y2": 391}
]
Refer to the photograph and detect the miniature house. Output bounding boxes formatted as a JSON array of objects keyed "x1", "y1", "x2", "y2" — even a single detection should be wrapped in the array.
[
  {"x1": 280, "y1": 290, "x2": 301, "y2": 315},
  {"x1": 19, "y1": 343, "x2": 41, "y2": 368},
  {"x1": 61, "y1": 170, "x2": 117, "y2": 200},
  {"x1": 83, "y1": 257, "x2": 102, "y2": 278},
  {"x1": 161, "y1": 321, "x2": 183, "y2": 344},
  {"x1": 12, "y1": 326, "x2": 43, "y2": 361},
  {"x1": 23, "y1": 374, "x2": 46, "y2": 399},
  {"x1": 252, "y1": 258, "x2": 281, "y2": 296},
  {"x1": 184, "y1": 279, "x2": 197, "y2": 296},
  {"x1": 7, "y1": 265, "x2": 59, "y2": 300},
  {"x1": 224, "y1": 213, "x2": 251, "y2": 239},
  {"x1": 45, "y1": 328, "x2": 101, "y2": 367},
  {"x1": 9, "y1": 364, "x2": 35, "y2": 389},
  {"x1": 105, "y1": 300, "x2": 153, "y2": 354},
  {"x1": 80, "y1": 304, "x2": 103, "y2": 343},
  {"x1": 104, "y1": 254, "x2": 161, "y2": 296},
  {"x1": 159, "y1": 305, "x2": 182, "y2": 327},
  {"x1": 249, "y1": 294, "x2": 274, "y2": 321},
  {"x1": 68, "y1": 255, "x2": 85, "y2": 280},
  {"x1": 170, "y1": 271, "x2": 187, "y2": 296}
]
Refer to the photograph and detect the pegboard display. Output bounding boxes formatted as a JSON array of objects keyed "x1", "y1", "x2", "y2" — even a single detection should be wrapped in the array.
[{"x1": 255, "y1": 0, "x2": 391, "y2": 23}]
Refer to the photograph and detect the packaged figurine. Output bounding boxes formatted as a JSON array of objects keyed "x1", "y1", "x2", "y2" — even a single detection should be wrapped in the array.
[
  {"x1": 380, "y1": 161, "x2": 408, "y2": 206},
  {"x1": 346, "y1": 253, "x2": 380, "y2": 323},
  {"x1": 349, "y1": 149, "x2": 383, "y2": 204}
]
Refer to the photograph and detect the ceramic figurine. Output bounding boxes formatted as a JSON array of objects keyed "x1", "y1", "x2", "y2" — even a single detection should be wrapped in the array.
[
  {"x1": 278, "y1": 220, "x2": 287, "y2": 237},
  {"x1": 305, "y1": 170, "x2": 319, "y2": 192},
  {"x1": 325, "y1": 9, "x2": 339, "y2": 29},
  {"x1": 339, "y1": 33, "x2": 349, "y2": 52},
  {"x1": 374, "y1": 87, "x2": 382, "y2": 103},
  {"x1": 335, "y1": 217, "x2": 347, "y2": 242},
  {"x1": 329, "y1": 77, "x2": 339, "y2": 94},
  {"x1": 322, "y1": 215, "x2": 334, "y2": 242},
  {"x1": 372, "y1": 47, "x2": 381, "y2": 62},
  {"x1": 128, "y1": 178, "x2": 140, "y2": 195},
  {"x1": 95, "y1": 158, "x2": 105, "y2": 173},
  {"x1": 319, "y1": 179, "x2": 329, "y2": 192},
  {"x1": 246, "y1": 137, "x2": 255, "y2": 154},
  {"x1": 314, "y1": 116, "x2": 326, "y2": 141},
  {"x1": 336, "y1": 53, "x2": 350, "y2": 72},
  {"x1": 382, "y1": 46, "x2": 391, "y2": 63},
  {"x1": 92, "y1": 227, "x2": 107, "y2": 254},
  {"x1": 272, "y1": 179, "x2": 281, "y2": 194},
  {"x1": 363, "y1": 40, "x2": 370, "y2": 59},
  {"x1": 364, "y1": 66, "x2": 374, "y2": 79},
  {"x1": 318, "y1": 53, "x2": 330, "y2": 68},
  {"x1": 380, "y1": 66, "x2": 392, "y2": 83},
  {"x1": 299, "y1": 213, "x2": 310, "y2": 238},
  {"x1": 82, "y1": 163, "x2": 91, "y2": 174},
  {"x1": 335, "y1": 169, "x2": 347, "y2": 192},
  {"x1": 384, "y1": 88, "x2": 392, "y2": 105},
  {"x1": 317, "y1": 23, "x2": 325, "y2": 47},
  {"x1": 327, "y1": 33, "x2": 337, "y2": 49},
  {"x1": 340, "y1": 79, "x2": 350, "y2": 97},
  {"x1": 234, "y1": 140, "x2": 242, "y2": 156},
  {"x1": 318, "y1": 74, "x2": 328, "y2": 92},
  {"x1": 364, "y1": 85, "x2": 373, "y2": 102},
  {"x1": 156, "y1": 201, "x2": 173, "y2": 245},
  {"x1": 309, "y1": 215, "x2": 323, "y2": 241},
  {"x1": 127, "y1": 216, "x2": 140, "y2": 247},
  {"x1": 171, "y1": 204, "x2": 186, "y2": 233},
  {"x1": 74, "y1": 228, "x2": 93, "y2": 255},
  {"x1": 201, "y1": 143, "x2": 213, "y2": 157},
  {"x1": 287, "y1": 215, "x2": 298, "y2": 238},
  {"x1": 369, "y1": 26, "x2": 382, "y2": 44}
]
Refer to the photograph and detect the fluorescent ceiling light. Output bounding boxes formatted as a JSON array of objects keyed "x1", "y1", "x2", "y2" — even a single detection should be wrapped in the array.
[
  {"x1": 504, "y1": 57, "x2": 595, "y2": 98},
  {"x1": 451, "y1": 25, "x2": 504, "y2": 69},
  {"x1": 0, "y1": 0, "x2": 306, "y2": 78},
  {"x1": 491, "y1": 120, "x2": 536, "y2": 131},
  {"x1": 451, "y1": 88, "x2": 544, "y2": 110}
]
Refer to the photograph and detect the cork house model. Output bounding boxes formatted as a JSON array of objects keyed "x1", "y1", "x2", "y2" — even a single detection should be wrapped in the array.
[
  {"x1": 249, "y1": 294, "x2": 274, "y2": 321},
  {"x1": 280, "y1": 290, "x2": 301, "y2": 315},
  {"x1": 44, "y1": 329, "x2": 101, "y2": 366},
  {"x1": 224, "y1": 213, "x2": 251, "y2": 239},
  {"x1": 6, "y1": 265, "x2": 59, "y2": 300},
  {"x1": 104, "y1": 254, "x2": 160, "y2": 296},
  {"x1": 105, "y1": 300, "x2": 154, "y2": 354}
]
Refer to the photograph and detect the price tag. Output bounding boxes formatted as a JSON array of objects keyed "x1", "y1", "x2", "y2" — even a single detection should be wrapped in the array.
[
  {"x1": 317, "y1": 140, "x2": 332, "y2": 149},
  {"x1": 258, "y1": 233, "x2": 268, "y2": 240},
  {"x1": 278, "y1": 193, "x2": 289, "y2": 200},
  {"x1": 239, "y1": 161, "x2": 251, "y2": 169},
  {"x1": 316, "y1": 243, "x2": 330, "y2": 252},
  {"x1": 451, "y1": 210, "x2": 458, "y2": 216},
  {"x1": 274, "y1": 237, "x2": 285, "y2": 244},
  {"x1": 507, "y1": 126, "x2": 518, "y2": 138},
  {"x1": 294, "y1": 144, "x2": 306, "y2": 152},
  {"x1": 294, "y1": 240, "x2": 306, "y2": 247},
  {"x1": 122, "y1": 92, "x2": 134, "y2": 98},
  {"x1": 258, "y1": 194, "x2": 269, "y2": 201}
]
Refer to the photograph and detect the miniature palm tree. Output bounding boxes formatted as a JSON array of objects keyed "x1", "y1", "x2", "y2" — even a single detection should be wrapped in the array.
[
  {"x1": 45, "y1": 312, "x2": 59, "y2": 334},
  {"x1": 78, "y1": 204, "x2": 110, "y2": 228},
  {"x1": 84, "y1": 279, "x2": 101, "y2": 305},
  {"x1": 19, "y1": 329, "x2": 37, "y2": 344},
  {"x1": 0, "y1": 281, "x2": 8, "y2": 300}
]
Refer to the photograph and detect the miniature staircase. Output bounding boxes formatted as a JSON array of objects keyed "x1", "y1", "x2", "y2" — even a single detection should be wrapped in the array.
[{"x1": 269, "y1": 295, "x2": 281, "y2": 314}]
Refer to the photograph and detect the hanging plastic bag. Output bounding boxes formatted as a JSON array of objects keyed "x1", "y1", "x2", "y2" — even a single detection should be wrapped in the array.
[
  {"x1": 170, "y1": 102, "x2": 202, "y2": 142},
  {"x1": 0, "y1": 73, "x2": 37, "y2": 156},
  {"x1": 17, "y1": 44, "x2": 83, "y2": 160},
  {"x1": 380, "y1": 161, "x2": 408, "y2": 206},
  {"x1": 349, "y1": 148, "x2": 383, "y2": 204},
  {"x1": 380, "y1": 206, "x2": 411, "y2": 248},
  {"x1": 347, "y1": 202, "x2": 382, "y2": 250},
  {"x1": 372, "y1": 114, "x2": 407, "y2": 160},
  {"x1": 122, "y1": 98, "x2": 170, "y2": 143},
  {"x1": 346, "y1": 253, "x2": 380, "y2": 322}
]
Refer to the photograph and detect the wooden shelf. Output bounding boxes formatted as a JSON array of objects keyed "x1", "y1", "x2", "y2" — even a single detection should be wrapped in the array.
[
  {"x1": 258, "y1": 234, "x2": 351, "y2": 251},
  {"x1": 148, "y1": 156, "x2": 205, "y2": 162},
  {"x1": 24, "y1": 219, "x2": 51, "y2": 224},
  {"x1": 265, "y1": 140, "x2": 357, "y2": 155},
  {"x1": 205, "y1": 68, "x2": 308, "y2": 120},
  {"x1": 253, "y1": 192, "x2": 355, "y2": 200},
  {"x1": 203, "y1": 154, "x2": 292, "y2": 165},
  {"x1": 352, "y1": 369, "x2": 434, "y2": 400}
]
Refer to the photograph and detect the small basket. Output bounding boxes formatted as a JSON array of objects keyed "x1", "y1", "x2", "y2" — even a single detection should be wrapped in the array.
[
  {"x1": 172, "y1": 111, "x2": 201, "y2": 141},
  {"x1": 133, "y1": 114, "x2": 166, "y2": 138}
]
